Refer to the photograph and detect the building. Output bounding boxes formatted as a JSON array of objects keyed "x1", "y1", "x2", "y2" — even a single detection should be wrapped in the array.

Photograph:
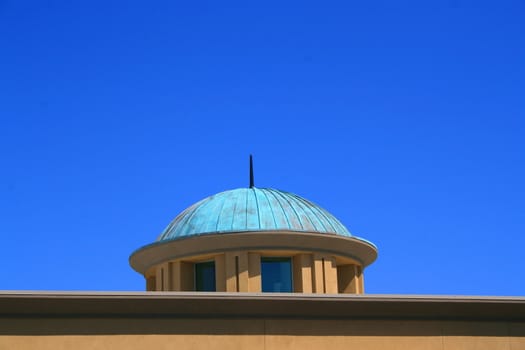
[
  {"x1": 1, "y1": 164, "x2": 524, "y2": 349},
  {"x1": 129, "y1": 186, "x2": 377, "y2": 294}
]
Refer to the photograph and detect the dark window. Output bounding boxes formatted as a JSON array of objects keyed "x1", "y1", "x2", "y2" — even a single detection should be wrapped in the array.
[
  {"x1": 261, "y1": 257, "x2": 292, "y2": 292},
  {"x1": 195, "y1": 261, "x2": 216, "y2": 291}
]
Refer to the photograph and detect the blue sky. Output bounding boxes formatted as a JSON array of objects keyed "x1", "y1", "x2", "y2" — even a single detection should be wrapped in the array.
[{"x1": 0, "y1": 1, "x2": 523, "y2": 295}]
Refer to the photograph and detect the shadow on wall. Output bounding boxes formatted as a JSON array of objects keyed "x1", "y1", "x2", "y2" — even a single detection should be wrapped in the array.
[{"x1": 0, "y1": 318, "x2": 523, "y2": 337}]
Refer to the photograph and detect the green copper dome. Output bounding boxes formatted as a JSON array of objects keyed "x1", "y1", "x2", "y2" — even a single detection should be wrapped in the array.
[{"x1": 157, "y1": 187, "x2": 352, "y2": 241}]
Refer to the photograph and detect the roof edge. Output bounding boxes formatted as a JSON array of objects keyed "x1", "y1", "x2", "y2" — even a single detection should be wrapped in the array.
[{"x1": 1, "y1": 292, "x2": 524, "y2": 321}]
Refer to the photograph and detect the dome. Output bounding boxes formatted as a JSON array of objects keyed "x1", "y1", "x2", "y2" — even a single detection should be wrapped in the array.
[{"x1": 157, "y1": 187, "x2": 352, "y2": 241}]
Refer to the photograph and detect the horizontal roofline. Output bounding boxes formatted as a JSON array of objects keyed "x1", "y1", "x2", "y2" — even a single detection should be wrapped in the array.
[
  {"x1": 1, "y1": 291, "x2": 524, "y2": 321},
  {"x1": 129, "y1": 231, "x2": 378, "y2": 273}
]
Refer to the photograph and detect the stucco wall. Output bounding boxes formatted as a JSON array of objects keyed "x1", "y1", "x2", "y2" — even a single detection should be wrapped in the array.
[{"x1": 1, "y1": 318, "x2": 524, "y2": 350}]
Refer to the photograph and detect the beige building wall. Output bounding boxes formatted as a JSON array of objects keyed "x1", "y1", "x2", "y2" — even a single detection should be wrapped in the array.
[
  {"x1": 2, "y1": 293, "x2": 524, "y2": 350},
  {"x1": 155, "y1": 263, "x2": 168, "y2": 291},
  {"x1": 168, "y1": 261, "x2": 193, "y2": 291},
  {"x1": 292, "y1": 254, "x2": 313, "y2": 293},
  {"x1": 248, "y1": 253, "x2": 262, "y2": 292},
  {"x1": 1, "y1": 318, "x2": 523, "y2": 350},
  {"x1": 337, "y1": 264, "x2": 364, "y2": 293},
  {"x1": 130, "y1": 231, "x2": 377, "y2": 294},
  {"x1": 153, "y1": 251, "x2": 364, "y2": 294},
  {"x1": 309, "y1": 254, "x2": 340, "y2": 294}
]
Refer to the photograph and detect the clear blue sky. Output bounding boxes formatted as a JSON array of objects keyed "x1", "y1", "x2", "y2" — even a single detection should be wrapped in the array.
[{"x1": 1, "y1": 1, "x2": 523, "y2": 295}]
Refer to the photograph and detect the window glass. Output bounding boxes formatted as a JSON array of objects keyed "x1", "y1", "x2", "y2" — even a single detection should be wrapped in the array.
[
  {"x1": 261, "y1": 257, "x2": 292, "y2": 292},
  {"x1": 195, "y1": 261, "x2": 216, "y2": 291}
]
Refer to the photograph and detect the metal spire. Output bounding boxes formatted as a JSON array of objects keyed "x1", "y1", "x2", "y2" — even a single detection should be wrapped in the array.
[{"x1": 249, "y1": 155, "x2": 254, "y2": 188}]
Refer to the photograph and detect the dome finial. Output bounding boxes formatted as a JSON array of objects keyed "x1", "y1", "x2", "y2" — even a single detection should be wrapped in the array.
[{"x1": 249, "y1": 155, "x2": 255, "y2": 188}]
